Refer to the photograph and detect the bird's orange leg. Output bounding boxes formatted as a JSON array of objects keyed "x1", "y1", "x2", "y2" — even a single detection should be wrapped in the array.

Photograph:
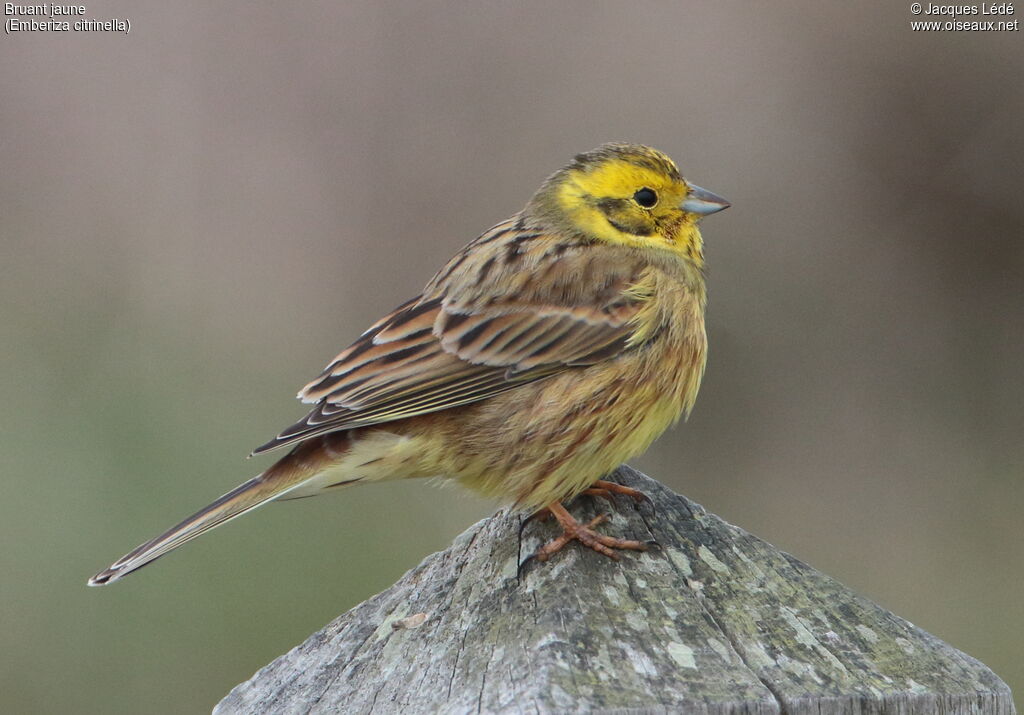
[
  {"x1": 518, "y1": 479, "x2": 654, "y2": 539},
  {"x1": 518, "y1": 488, "x2": 615, "y2": 536},
  {"x1": 533, "y1": 502, "x2": 648, "y2": 562}
]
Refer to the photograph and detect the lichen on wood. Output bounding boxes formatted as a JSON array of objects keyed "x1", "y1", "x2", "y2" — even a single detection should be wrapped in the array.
[{"x1": 216, "y1": 466, "x2": 1014, "y2": 714}]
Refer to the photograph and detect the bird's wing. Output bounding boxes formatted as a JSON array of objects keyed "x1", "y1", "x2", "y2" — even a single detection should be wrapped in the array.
[{"x1": 252, "y1": 243, "x2": 651, "y2": 455}]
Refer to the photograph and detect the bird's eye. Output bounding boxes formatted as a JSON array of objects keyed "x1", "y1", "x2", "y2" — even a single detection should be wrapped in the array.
[{"x1": 633, "y1": 187, "x2": 658, "y2": 208}]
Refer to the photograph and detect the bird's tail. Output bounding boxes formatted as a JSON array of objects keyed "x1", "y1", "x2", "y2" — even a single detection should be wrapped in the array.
[{"x1": 88, "y1": 433, "x2": 350, "y2": 586}]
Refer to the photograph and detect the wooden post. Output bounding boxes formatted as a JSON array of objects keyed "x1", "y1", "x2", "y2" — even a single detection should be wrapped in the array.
[{"x1": 215, "y1": 466, "x2": 1014, "y2": 714}]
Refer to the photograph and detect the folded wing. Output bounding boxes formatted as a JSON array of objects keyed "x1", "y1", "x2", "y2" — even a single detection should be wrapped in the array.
[{"x1": 252, "y1": 245, "x2": 649, "y2": 455}]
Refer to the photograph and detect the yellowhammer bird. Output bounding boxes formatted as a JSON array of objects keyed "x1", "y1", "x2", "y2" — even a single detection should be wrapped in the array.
[{"x1": 89, "y1": 143, "x2": 729, "y2": 586}]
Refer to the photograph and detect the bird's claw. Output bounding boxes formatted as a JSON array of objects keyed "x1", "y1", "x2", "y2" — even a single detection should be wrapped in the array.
[{"x1": 590, "y1": 480, "x2": 656, "y2": 518}]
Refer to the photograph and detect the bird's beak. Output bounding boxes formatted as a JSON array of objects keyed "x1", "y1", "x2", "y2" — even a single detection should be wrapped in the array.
[{"x1": 681, "y1": 185, "x2": 731, "y2": 216}]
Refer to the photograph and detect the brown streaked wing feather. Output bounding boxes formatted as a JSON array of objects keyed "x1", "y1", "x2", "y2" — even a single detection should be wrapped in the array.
[
  {"x1": 437, "y1": 304, "x2": 636, "y2": 370},
  {"x1": 299, "y1": 297, "x2": 435, "y2": 403},
  {"x1": 253, "y1": 236, "x2": 649, "y2": 456}
]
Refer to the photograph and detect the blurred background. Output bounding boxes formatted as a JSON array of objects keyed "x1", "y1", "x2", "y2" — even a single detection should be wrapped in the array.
[{"x1": 2, "y1": 1, "x2": 1021, "y2": 712}]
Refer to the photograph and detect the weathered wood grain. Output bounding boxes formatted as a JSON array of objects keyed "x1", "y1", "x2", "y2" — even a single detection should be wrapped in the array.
[{"x1": 216, "y1": 466, "x2": 1014, "y2": 714}]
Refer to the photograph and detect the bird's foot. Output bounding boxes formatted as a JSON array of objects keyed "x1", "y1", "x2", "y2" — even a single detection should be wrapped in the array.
[{"x1": 532, "y1": 502, "x2": 648, "y2": 563}]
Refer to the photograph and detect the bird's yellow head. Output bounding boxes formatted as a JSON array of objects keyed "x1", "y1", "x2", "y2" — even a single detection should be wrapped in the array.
[{"x1": 529, "y1": 143, "x2": 729, "y2": 263}]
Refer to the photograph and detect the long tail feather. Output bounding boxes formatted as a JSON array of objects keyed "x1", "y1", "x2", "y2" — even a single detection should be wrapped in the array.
[{"x1": 88, "y1": 433, "x2": 350, "y2": 586}]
